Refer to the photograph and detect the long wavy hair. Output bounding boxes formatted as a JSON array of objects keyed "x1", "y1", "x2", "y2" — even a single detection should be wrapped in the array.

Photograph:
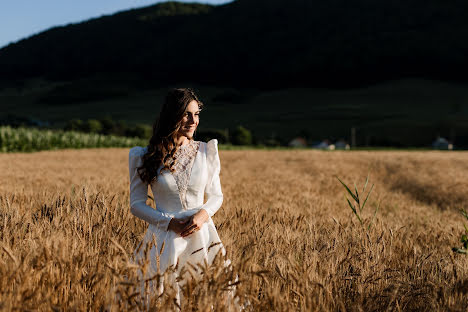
[{"x1": 137, "y1": 88, "x2": 204, "y2": 185}]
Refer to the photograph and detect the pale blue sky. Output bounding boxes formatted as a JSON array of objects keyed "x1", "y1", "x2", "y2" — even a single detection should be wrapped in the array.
[{"x1": 0, "y1": 0, "x2": 232, "y2": 49}]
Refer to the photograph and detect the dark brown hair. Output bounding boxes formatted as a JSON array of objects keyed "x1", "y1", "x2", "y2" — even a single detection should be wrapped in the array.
[{"x1": 137, "y1": 88, "x2": 204, "y2": 185}]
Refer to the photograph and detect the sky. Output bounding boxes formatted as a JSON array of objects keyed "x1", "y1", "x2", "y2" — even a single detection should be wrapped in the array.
[{"x1": 0, "y1": 0, "x2": 233, "y2": 49}]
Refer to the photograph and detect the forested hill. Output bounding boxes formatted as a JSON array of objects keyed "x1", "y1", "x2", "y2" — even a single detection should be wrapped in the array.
[{"x1": 1, "y1": 0, "x2": 467, "y2": 88}]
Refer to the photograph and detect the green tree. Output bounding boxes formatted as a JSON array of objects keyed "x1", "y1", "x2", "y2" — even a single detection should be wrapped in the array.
[
  {"x1": 230, "y1": 126, "x2": 252, "y2": 145},
  {"x1": 114, "y1": 120, "x2": 129, "y2": 137},
  {"x1": 99, "y1": 116, "x2": 116, "y2": 135},
  {"x1": 84, "y1": 119, "x2": 103, "y2": 133},
  {"x1": 64, "y1": 119, "x2": 84, "y2": 132},
  {"x1": 195, "y1": 129, "x2": 229, "y2": 144},
  {"x1": 126, "y1": 124, "x2": 152, "y2": 139}
]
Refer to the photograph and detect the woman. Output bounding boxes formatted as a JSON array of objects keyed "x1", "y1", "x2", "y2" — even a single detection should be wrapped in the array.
[{"x1": 128, "y1": 88, "x2": 231, "y2": 306}]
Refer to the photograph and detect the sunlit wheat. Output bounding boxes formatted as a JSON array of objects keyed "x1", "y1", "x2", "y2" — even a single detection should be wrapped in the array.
[{"x1": 0, "y1": 148, "x2": 467, "y2": 310}]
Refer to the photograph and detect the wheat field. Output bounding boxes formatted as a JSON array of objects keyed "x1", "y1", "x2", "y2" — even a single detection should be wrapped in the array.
[{"x1": 1, "y1": 148, "x2": 467, "y2": 311}]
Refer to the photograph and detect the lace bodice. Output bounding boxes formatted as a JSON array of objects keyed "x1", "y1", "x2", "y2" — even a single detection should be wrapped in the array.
[
  {"x1": 128, "y1": 139, "x2": 223, "y2": 230},
  {"x1": 168, "y1": 140, "x2": 201, "y2": 210}
]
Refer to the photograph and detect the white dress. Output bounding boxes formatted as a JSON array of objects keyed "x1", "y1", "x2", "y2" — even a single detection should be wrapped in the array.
[{"x1": 128, "y1": 138, "x2": 228, "y2": 303}]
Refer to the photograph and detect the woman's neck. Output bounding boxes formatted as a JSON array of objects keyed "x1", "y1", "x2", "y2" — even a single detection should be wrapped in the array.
[{"x1": 175, "y1": 135, "x2": 190, "y2": 147}]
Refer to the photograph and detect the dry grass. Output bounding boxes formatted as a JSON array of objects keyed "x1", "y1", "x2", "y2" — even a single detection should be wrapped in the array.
[{"x1": 1, "y1": 148, "x2": 468, "y2": 311}]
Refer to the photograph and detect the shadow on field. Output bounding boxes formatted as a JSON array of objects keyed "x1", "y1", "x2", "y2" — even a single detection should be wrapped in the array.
[{"x1": 383, "y1": 162, "x2": 468, "y2": 211}]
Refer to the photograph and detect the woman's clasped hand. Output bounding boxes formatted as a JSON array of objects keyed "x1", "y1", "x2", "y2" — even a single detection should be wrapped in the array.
[{"x1": 168, "y1": 209, "x2": 210, "y2": 237}]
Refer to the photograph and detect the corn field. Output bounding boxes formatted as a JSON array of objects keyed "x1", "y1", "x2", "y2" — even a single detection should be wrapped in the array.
[
  {"x1": 0, "y1": 126, "x2": 146, "y2": 152},
  {"x1": 0, "y1": 148, "x2": 467, "y2": 311}
]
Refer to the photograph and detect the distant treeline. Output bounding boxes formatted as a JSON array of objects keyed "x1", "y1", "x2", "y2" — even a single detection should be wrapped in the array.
[
  {"x1": 64, "y1": 118, "x2": 151, "y2": 139},
  {"x1": 1, "y1": 0, "x2": 467, "y2": 87},
  {"x1": 3, "y1": 114, "x2": 467, "y2": 149},
  {"x1": 0, "y1": 115, "x2": 261, "y2": 147},
  {"x1": 63, "y1": 118, "x2": 259, "y2": 146}
]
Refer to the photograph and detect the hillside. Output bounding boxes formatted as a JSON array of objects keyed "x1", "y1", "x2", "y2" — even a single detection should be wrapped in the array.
[
  {"x1": 1, "y1": 0, "x2": 468, "y2": 87},
  {"x1": 1, "y1": 0, "x2": 468, "y2": 147},
  {"x1": 2, "y1": 78, "x2": 468, "y2": 147}
]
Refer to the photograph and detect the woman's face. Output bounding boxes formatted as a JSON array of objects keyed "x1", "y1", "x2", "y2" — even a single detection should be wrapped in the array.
[{"x1": 178, "y1": 100, "x2": 200, "y2": 139}]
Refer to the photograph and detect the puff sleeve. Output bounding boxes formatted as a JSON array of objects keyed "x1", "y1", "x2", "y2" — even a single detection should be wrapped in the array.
[
  {"x1": 129, "y1": 146, "x2": 173, "y2": 231},
  {"x1": 200, "y1": 139, "x2": 224, "y2": 217}
]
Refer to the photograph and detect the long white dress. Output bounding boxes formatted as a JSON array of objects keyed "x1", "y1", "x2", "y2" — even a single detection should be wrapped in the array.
[{"x1": 128, "y1": 138, "x2": 228, "y2": 304}]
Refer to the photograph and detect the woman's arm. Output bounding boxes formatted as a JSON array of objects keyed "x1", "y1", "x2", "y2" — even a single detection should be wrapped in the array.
[
  {"x1": 200, "y1": 170, "x2": 223, "y2": 217},
  {"x1": 201, "y1": 139, "x2": 223, "y2": 217},
  {"x1": 129, "y1": 147, "x2": 173, "y2": 231}
]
